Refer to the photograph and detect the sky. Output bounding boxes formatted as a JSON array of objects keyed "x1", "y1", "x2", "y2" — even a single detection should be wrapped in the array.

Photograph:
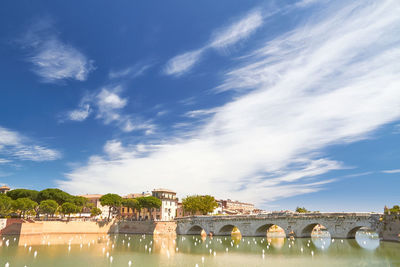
[{"x1": 0, "y1": 0, "x2": 399, "y2": 212}]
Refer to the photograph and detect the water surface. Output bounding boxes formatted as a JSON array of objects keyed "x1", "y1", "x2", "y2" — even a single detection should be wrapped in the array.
[{"x1": 0, "y1": 233, "x2": 398, "y2": 266}]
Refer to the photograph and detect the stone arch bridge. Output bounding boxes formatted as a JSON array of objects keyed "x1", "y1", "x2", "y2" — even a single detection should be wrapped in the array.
[{"x1": 176, "y1": 213, "x2": 382, "y2": 238}]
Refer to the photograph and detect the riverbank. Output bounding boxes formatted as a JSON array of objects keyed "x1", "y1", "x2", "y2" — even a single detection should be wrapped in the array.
[{"x1": 0, "y1": 219, "x2": 176, "y2": 236}]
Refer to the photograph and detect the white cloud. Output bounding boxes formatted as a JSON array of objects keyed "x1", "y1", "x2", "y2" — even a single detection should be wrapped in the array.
[
  {"x1": 382, "y1": 169, "x2": 400, "y2": 174},
  {"x1": 21, "y1": 20, "x2": 94, "y2": 83},
  {"x1": 163, "y1": 49, "x2": 204, "y2": 76},
  {"x1": 109, "y1": 62, "x2": 153, "y2": 79},
  {"x1": 64, "y1": 86, "x2": 155, "y2": 134},
  {"x1": 184, "y1": 108, "x2": 220, "y2": 118},
  {"x1": 209, "y1": 11, "x2": 263, "y2": 49},
  {"x1": 0, "y1": 126, "x2": 61, "y2": 162},
  {"x1": 163, "y1": 10, "x2": 264, "y2": 76},
  {"x1": 60, "y1": 0, "x2": 400, "y2": 207},
  {"x1": 67, "y1": 104, "x2": 91, "y2": 121},
  {"x1": 0, "y1": 159, "x2": 11, "y2": 164},
  {"x1": 96, "y1": 87, "x2": 127, "y2": 124}
]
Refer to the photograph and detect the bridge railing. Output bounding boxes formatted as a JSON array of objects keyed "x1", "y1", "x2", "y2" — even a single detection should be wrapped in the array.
[{"x1": 175, "y1": 212, "x2": 382, "y2": 221}]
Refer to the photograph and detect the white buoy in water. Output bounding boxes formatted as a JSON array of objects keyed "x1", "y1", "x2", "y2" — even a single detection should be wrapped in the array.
[
  {"x1": 301, "y1": 247, "x2": 303, "y2": 253},
  {"x1": 110, "y1": 256, "x2": 113, "y2": 263},
  {"x1": 311, "y1": 251, "x2": 314, "y2": 256},
  {"x1": 201, "y1": 256, "x2": 205, "y2": 263},
  {"x1": 195, "y1": 264, "x2": 199, "y2": 267},
  {"x1": 5, "y1": 262, "x2": 9, "y2": 267},
  {"x1": 226, "y1": 248, "x2": 228, "y2": 252},
  {"x1": 213, "y1": 251, "x2": 216, "y2": 256},
  {"x1": 34, "y1": 250, "x2": 38, "y2": 258},
  {"x1": 29, "y1": 246, "x2": 32, "y2": 252},
  {"x1": 106, "y1": 252, "x2": 110, "y2": 258},
  {"x1": 149, "y1": 248, "x2": 152, "y2": 253},
  {"x1": 128, "y1": 260, "x2": 132, "y2": 266},
  {"x1": 102, "y1": 247, "x2": 105, "y2": 254}
]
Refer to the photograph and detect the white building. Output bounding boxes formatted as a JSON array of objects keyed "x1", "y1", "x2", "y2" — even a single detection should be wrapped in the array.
[{"x1": 152, "y1": 189, "x2": 177, "y2": 221}]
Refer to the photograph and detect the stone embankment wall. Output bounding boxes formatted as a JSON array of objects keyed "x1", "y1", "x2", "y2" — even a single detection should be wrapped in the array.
[
  {"x1": 382, "y1": 215, "x2": 400, "y2": 242},
  {"x1": 0, "y1": 219, "x2": 177, "y2": 236}
]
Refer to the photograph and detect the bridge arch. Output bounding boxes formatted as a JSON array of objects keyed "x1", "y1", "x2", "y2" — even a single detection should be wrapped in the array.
[
  {"x1": 346, "y1": 226, "x2": 377, "y2": 239},
  {"x1": 301, "y1": 223, "x2": 330, "y2": 238},
  {"x1": 347, "y1": 226, "x2": 363, "y2": 239},
  {"x1": 217, "y1": 224, "x2": 240, "y2": 236},
  {"x1": 255, "y1": 224, "x2": 287, "y2": 237},
  {"x1": 186, "y1": 225, "x2": 206, "y2": 235}
]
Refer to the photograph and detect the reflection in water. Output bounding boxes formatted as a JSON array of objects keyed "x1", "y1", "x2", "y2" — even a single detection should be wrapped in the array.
[
  {"x1": 231, "y1": 233, "x2": 242, "y2": 245},
  {"x1": 153, "y1": 234, "x2": 177, "y2": 257},
  {"x1": 267, "y1": 237, "x2": 285, "y2": 249},
  {"x1": 0, "y1": 233, "x2": 395, "y2": 267},
  {"x1": 311, "y1": 227, "x2": 331, "y2": 250},
  {"x1": 355, "y1": 228, "x2": 380, "y2": 250}
]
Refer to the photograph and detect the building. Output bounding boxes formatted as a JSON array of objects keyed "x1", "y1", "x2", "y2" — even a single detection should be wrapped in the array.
[
  {"x1": 0, "y1": 185, "x2": 10, "y2": 194},
  {"x1": 80, "y1": 194, "x2": 110, "y2": 219},
  {"x1": 152, "y1": 189, "x2": 178, "y2": 221},
  {"x1": 221, "y1": 199, "x2": 255, "y2": 214},
  {"x1": 120, "y1": 189, "x2": 178, "y2": 221}
]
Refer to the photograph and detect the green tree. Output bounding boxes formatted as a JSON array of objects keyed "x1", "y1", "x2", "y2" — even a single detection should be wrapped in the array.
[
  {"x1": 7, "y1": 189, "x2": 39, "y2": 202},
  {"x1": 295, "y1": 207, "x2": 310, "y2": 213},
  {"x1": 12, "y1": 198, "x2": 38, "y2": 218},
  {"x1": 182, "y1": 195, "x2": 199, "y2": 214},
  {"x1": 197, "y1": 195, "x2": 218, "y2": 215},
  {"x1": 90, "y1": 207, "x2": 102, "y2": 217},
  {"x1": 385, "y1": 205, "x2": 400, "y2": 215},
  {"x1": 0, "y1": 194, "x2": 13, "y2": 217},
  {"x1": 39, "y1": 200, "x2": 59, "y2": 218},
  {"x1": 137, "y1": 196, "x2": 161, "y2": 220},
  {"x1": 71, "y1": 196, "x2": 89, "y2": 217},
  {"x1": 182, "y1": 195, "x2": 218, "y2": 215},
  {"x1": 122, "y1": 198, "x2": 141, "y2": 216},
  {"x1": 60, "y1": 202, "x2": 79, "y2": 218},
  {"x1": 99, "y1": 194, "x2": 122, "y2": 220},
  {"x1": 37, "y1": 189, "x2": 74, "y2": 205}
]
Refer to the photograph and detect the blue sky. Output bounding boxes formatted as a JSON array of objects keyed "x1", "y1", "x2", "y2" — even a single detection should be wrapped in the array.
[{"x1": 0, "y1": 0, "x2": 399, "y2": 212}]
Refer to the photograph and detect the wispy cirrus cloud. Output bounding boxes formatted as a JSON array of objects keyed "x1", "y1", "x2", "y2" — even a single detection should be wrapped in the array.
[
  {"x1": 0, "y1": 126, "x2": 61, "y2": 162},
  {"x1": 163, "y1": 10, "x2": 264, "y2": 76},
  {"x1": 19, "y1": 19, "x2": 94, "y2": 83},
  {"x1": 382, "y1": 169, "x2": 400, "y2": 174},
  {"x1": 109, "y1": 62, "x2": 154, "y2": 80},
  {"x1": 64, "y1": 86, "x2": 155, "y2": 134},
  {"x1": 60, "y1": 0, "x2": 400, "y2": 207}
]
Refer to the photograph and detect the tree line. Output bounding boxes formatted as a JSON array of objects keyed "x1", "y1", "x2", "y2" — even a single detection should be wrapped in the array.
[
  {"x1": 0, "y1": 188, "x2": 220, "y2": 220},
  {"x1": 0, "y1": 188, "x2": 102, "y2": 219}
]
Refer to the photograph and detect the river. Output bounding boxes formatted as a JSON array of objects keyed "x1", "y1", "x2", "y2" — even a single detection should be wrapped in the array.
[{"x1": 0, "y1": 231, "x2": 398, "y2": 266}]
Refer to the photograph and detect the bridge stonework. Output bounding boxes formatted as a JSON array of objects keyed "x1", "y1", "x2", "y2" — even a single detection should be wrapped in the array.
[{"x1": 176, "y1": 213, "x2": 382, "y2": 239}]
